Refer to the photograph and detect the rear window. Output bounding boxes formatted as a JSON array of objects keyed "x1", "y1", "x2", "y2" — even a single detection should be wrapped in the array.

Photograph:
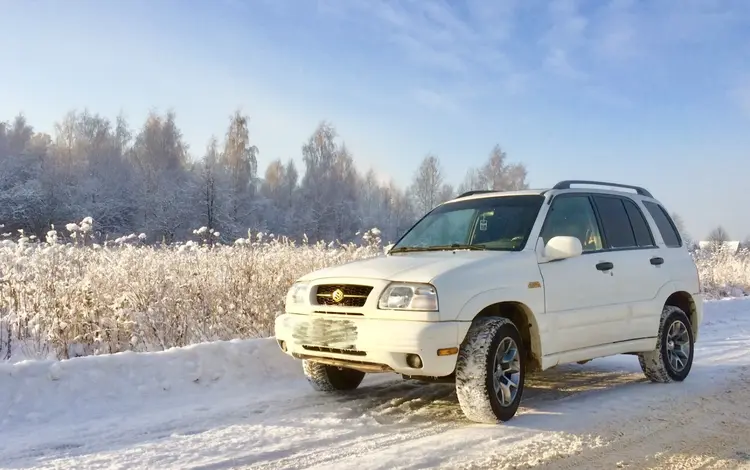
[
  {"x1": 643, "y1": 201, "x2": 682, "y2": 247},
  {"x1": 622, "y1": 199, "x2": 655, "y2": 247},
  {"x1": 592, "y1": 195, "x2": 636, "y2": 248}
]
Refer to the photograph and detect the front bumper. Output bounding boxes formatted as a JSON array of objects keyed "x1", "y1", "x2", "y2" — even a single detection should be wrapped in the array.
[{"x1": 274, "y1": 313, "x2": 461, "y2": 377}]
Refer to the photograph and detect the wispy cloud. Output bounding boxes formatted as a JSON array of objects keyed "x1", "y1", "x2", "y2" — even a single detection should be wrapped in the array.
[
  {"x1": 411, "y1": 88, "x2": 458, "y2": 113},
  {"x1": 334, "y1": 0, "x2": 516, "y2": 75},
  {"x1": 539, "y1": 0, "x2": 588, "y2": 77},
  {"x1": 543, "y1": 48, "x2": 588, "y2": 81},
  {"x1": 316, "y1": 0, "x2": 750, "y2": 110},
  {"x1": 655, "y1": 0, "x2": 749, "y2": 44},
  {"x1": 730, "y1": 78, "x2": 750, "y2": 116},
  {"x1": 591, "y1": 0, "x2": 640, "y2": 63},
  {"x1": 317, "y1": 0, "x2": 520, "y2": 92}
]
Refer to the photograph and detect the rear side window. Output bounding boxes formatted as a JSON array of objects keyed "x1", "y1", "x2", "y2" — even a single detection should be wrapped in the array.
[
  {"x1": 643, "y1": 201, "x2": 682, "y2": 247},
  {"x1": 622, "y1": 199, "x2": 655, "y2": 247},
  {"x1": 592, "y1": 196, "x2": 636, "y2": 248}
]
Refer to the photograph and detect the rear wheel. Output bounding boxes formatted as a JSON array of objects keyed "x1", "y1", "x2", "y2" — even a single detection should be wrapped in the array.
[
  {"x1": 302, "y1": 359, "x2": 366, "y2": 392},
  {"x1": 455, "y1": 317, "x2": 525, "y2": 423},
  {"x1": 638, "y1": 305, "x2": 694, "y2": 383}
]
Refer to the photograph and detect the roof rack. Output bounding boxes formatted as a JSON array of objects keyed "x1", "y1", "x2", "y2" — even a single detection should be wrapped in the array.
[
  {"x1": 456, "y1": 190, "x2": 495, "y2": 199},
  {"x1": 552, "y1": 180, "x2": 653, "y2": 198}
]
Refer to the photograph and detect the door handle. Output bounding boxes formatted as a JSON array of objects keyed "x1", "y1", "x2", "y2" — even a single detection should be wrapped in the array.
[
  {"x1": 596, "y1": 261, "x2": 613, "y2": 271},
  {"x1": 650, "y1": 257, "x2": 664, "y2": 266}
]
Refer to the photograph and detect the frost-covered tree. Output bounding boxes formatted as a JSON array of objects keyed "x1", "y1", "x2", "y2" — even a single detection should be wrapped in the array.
[
  {"x1": 199, "y1": 136, "x2": 222, "y2": 232},
  {"x1": 130, "y1": 110, "x2": 192, "y2": 242},
  {"x1": 298, "y1": 122, "x2": 362, "y2": 241},
  {"x1": 438, "y1": 183, "x2": 455, "y2": 204},
  {"x1": 458, "y1": 145, "x2": 528, "y2": 193},
  {"x1": 671, "y1": 212, "x2": 692, "y2": 248},
  {"x1": 382, "y1": 181, "x2": 415, "y2": 242},
  {"x1": 259, "y1": 158, "x2": 300, "y2": 235},
  {"x1": 0, "y1": 121, "x2": 8, "y2": 158},
  {"x1": 707, "y1": 226, "x2": 730, "y2": 244},
  {"x1": 409, "y1": 154, "x2": 446, "y2": 214},
  {"x1": 7, "y1": 114, "x2": 33, "y2": 157},
  {"x1": 0, "y1": 109, "x2": 535, "y2": 246},
  {"x1": 359, "y1": 169, "x2": 386, "y2": 232},
  {"x1": 221, "y1": 110, "x2": 259, "y2": 233}
]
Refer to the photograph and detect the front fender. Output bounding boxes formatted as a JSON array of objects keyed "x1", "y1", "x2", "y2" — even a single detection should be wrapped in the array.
[
  {"x1": 451, "y1": 286, "x2": 547, "y2": 358},
  {"x1": 452, "y1": 286, "x2": 545, "y2": 323}
]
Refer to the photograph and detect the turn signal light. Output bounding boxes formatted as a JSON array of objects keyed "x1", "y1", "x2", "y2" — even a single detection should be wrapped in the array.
[{"x1": 437, "y1": 347, "x2": 458, "y2": 356}]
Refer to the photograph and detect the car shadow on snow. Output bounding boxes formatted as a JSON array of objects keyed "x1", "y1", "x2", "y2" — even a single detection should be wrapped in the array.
[
  {"x1": 335, "y1": 361, "x2": 647, "y2": 426},
  {"x1": 331, "y1": 358, "x2": 734, "y2": 430}
]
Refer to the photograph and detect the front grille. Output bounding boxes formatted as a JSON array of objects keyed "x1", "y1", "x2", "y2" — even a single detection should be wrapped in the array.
[{"x1": 315, "y1": 284, "x2": 373, "y2": 307}]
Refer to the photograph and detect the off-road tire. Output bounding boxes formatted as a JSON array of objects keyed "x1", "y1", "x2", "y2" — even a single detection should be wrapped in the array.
[
  {"x1": 638, "y1": 305, "x2": 694, "y2": 383},
  {"x1": 302, "y1": 359, "x2": 366, "y2": 392},
  {"x1": 455, "y1": 316, "x2": 525, "y2": 423}
]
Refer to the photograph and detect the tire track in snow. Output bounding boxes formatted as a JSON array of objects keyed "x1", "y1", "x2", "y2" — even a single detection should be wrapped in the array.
[
  {"x1": 502, "y1": 366, "x2": 750, "y2": 470},
  {"x1": 189, "y1": 366, "x2": 652, "y2": 470}
]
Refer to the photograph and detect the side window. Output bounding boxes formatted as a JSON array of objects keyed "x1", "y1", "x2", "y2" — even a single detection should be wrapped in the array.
[
  {"x1": 592, "y1": 196, "x2": 636, "y2": 249},
  {"x1": 622, "y1": 199, "x2": 655, "y2": 247},
  {"x1": 541, "y1": 195, "x2": 603, "y2": 252},
  {"x1": 643, "y1": 201, "x2": 682, "y2": 247}
]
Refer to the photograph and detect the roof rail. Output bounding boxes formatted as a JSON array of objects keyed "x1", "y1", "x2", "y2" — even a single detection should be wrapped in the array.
[
  {"x1": 456, "y1": 190, "x2": 495, "y2": 199},
  {"x1": 552, "y1": 180, "x2": 653, "y2": 198}
]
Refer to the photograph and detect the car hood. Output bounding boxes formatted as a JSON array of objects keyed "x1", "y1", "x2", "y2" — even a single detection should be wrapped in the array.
[{"x1": 297, "y1": 250, "x2": 514, "y2": 284}]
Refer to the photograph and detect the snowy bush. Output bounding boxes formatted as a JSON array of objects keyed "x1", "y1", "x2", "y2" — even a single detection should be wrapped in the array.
[
  {"x1": 693, "y1": 246, "x2": 750, "y2": 299},
  {"x1": 0, "y1": 219, "x2": 382, "y2": 360},
  {"x1": 0, "y1": 217, "x2": 749, "y2": 361}
]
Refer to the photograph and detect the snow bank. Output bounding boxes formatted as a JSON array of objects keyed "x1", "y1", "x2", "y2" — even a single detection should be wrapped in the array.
[
  {"x1": 1, "y1": 337, "x2": 301, "y2": 428},
  {"x1": 3, "y1": 297, "x2": 748, "y2": 434}
]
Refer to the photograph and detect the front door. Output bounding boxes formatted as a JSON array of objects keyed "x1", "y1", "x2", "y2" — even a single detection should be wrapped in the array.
[{"x1": 537, "y1": 194, "x2": 628, "y2": 355}]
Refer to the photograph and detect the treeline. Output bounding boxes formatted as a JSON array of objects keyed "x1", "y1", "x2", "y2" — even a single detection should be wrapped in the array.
[{"x1": 0, "y1": 110, "x2": 529, "y2": 244}]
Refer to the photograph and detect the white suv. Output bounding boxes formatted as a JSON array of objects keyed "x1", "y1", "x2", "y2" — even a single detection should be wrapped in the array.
[{"x1": 274, "y1": 180, "x2": 703, "y2": 423}]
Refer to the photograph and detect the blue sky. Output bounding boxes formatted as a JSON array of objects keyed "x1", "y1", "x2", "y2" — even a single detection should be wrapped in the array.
[{"x1": 2, "y1": 0, "x2": 750, "y2": 240}]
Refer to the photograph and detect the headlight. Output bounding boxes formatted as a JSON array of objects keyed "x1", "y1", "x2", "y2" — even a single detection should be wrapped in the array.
[
  {"x1": 378, "y1": 283, "x2": 438, "y2": 311},
  {"x1": 286, "y1": 282, "x2": 309, "y2": 305}
]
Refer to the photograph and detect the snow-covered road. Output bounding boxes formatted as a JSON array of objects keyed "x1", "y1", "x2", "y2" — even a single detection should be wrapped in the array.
[{"x1": 3, "y1": 298, "x2": 750, "y2": 469}]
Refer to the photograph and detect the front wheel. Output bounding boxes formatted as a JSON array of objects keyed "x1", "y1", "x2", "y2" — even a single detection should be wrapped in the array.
[
  {"x1": 303, "y1": 360, "x2": 366, "y2": 392},
  {"x1": 638, "y1": 305, "x2": 694, "y2": 383},
  {"x1": 455, "y1": 317, "x2": 525, "y2": 423}
]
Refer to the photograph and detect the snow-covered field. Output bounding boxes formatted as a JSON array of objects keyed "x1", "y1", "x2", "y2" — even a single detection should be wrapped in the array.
[{"x1": 3, "y1": 296, "x2": 750, "y2": 469}]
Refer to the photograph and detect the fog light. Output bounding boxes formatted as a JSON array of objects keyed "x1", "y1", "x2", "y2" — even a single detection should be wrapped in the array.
[
  {"x1": 278, "y1": 340, "x2": 287, "y2": 352},
  {"x1": 406, "y1": 354, "x2": 423, "y2": 369}
]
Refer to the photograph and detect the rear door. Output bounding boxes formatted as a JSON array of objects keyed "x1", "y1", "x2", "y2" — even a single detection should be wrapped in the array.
[
  {"x1": 590, "y1": 194, "x2": 671, "y2": 341},
  {"x1": 642, "y1": 200, "x2": 700, "y2": 298}
]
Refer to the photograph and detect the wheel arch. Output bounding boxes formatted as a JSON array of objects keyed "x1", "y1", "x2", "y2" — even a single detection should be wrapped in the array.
[
  {"x1": 472, "y1": 301, "x2": 543, "y2": 373},
  {"x1": 664, "y1": 291, "x2": 699, "y2": 338}
]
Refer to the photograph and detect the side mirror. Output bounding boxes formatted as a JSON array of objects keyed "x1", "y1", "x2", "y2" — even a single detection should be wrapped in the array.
[{"x1": 543, "y1": 236, "x2": 583, "y2": 261}]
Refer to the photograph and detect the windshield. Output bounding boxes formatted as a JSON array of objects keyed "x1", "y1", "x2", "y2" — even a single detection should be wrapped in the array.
[{"x1": 391, "y1": 195, "x2": 545, "y2": 253}]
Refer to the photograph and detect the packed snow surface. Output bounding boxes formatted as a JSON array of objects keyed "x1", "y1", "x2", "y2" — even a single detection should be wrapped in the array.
[{"x1": 3, "y1": 298, "x2": 750, "y2": 469}]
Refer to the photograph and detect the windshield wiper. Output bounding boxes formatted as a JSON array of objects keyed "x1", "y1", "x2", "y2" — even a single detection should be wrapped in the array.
[
  {"x1": 434, "y1": 243, "x2": 486, "y2": 251},
  {"x1": 390, "y1": 243, "x2": 486, "y2": 253}
]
